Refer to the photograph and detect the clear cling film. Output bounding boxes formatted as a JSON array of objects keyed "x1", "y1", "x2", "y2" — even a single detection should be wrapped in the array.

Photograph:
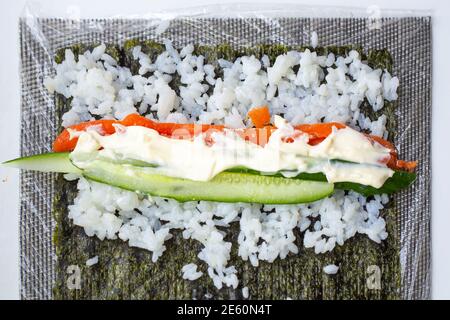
[{"x1": 19, "y1": 2, "x2": 431, "y2": 299}]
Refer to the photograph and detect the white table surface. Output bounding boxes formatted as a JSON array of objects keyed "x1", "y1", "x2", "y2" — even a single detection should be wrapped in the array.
[{"x1": 0, "y1": 0, "x2": 448, "y2": 300}]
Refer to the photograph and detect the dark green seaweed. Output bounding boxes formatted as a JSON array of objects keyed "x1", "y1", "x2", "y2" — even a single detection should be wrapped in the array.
[{"x1": 52, "y1": 41, "x2": 401, "y2": 300}]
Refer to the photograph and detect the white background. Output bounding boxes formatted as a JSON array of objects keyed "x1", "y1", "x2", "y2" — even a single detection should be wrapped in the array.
[{"x1": 0, "y1": 0, "x2": 448, "y2": 300}]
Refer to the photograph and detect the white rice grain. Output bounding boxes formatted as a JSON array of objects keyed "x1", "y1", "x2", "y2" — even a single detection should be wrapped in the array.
[
  {"x1": 242, "y1": 286, "x2": 249, "y2": 299},
  {"x1": 182, "y1": 263, "x2": 203, "y2": 281},
  {"x1": 86, "y1": 256, "x2": 98, "y2": 267},
  {"x1": 323, "y1": 264, "x2": 339, "y2": 275},
  {"x1": 311, "y1": 31, "x2": 318, "y2": 48}
]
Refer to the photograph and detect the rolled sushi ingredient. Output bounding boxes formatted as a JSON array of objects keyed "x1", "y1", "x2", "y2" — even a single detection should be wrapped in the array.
[
  {"x1": 79, "y1": 158, "x2": 335, "y2": 204},
  {"x1": 2, "y1": 152, "x2": 80, "y2": 174},
  {"x1": 53, "y1": 119, "x2": 118, "y2": 152},
  {"x1": 247, "y1": 105, "x2": 271, "y2": 128},
  {"x1": 52, "y1": 113, "x2": 416, "y2": 172},
  {"x1": 2, "y1": 151, "x2": 415, "y2": 196},
  {"x1": 70, "y1": 119, "x2": 395, "y2": 188}
]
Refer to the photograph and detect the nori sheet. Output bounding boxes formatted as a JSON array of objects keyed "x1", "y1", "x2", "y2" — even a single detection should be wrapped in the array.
[{"x1": 52, "y1": 41, "x2": 400, "y2": 300}]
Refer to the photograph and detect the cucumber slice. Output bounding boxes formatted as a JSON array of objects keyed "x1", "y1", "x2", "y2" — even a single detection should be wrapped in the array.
[
  {"x1": 81, "y1": 159, "x2": 334, "y2": 204},
  {"x1": 71, "y1": 152, "x2": 159, "y2": 168},
  {"x1": 4, "y1": 151, "x2": 413, "y2": 198},
  {"x1": 2, "y1": 152, "x2": 81, "y2": 174},
  {"x1": 230, "y1": 164, "x2": 416, "y2": 195}
]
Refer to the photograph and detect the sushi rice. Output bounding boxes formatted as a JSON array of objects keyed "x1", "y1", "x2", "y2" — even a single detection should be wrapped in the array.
[
  {"x1": 323, "y1": 264, "x2": 340, "y2": 275},
  {"x1": 45, "y1": 38, "x2": 398, "y2": 291},
  {"x1": 85, "y1": 256, "x2": 99, "y2": 267}
]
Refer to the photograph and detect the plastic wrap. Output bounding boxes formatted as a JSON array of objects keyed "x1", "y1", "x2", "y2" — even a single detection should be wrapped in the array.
[{"x1": 19, "y1": 2, "x2": 431, "y2": 299}]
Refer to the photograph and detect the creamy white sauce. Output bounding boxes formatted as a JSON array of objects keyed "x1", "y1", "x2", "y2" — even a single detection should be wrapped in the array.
[{"x1": 72, "y1": 118, "x2": 394, "y2": 188}]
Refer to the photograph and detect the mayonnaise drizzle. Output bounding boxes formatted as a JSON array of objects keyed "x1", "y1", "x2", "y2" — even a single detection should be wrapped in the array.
[{"x1": 72, "y1": 117, "x2": 394, "y2": 188}]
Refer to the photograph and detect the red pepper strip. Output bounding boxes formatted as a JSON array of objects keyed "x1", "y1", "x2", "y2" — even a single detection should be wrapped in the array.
[
  {"x1": 121, "y1": 113, "x2": 226, "y2": 143},
  {"x1": 235, "y1": 126, "x2": 276, "y2": 146},
  {"x1": 395, "y1": 160, "x2": 418, "y2": 172},
  {"x1": 295, "y1": 122, "x2": 347, "y2": 140},
  {"x1": 53, "y1": 114, "x2": 226, "y2": 152},
  {"x1": 368, "y1": 135, "x2": 417, "y2": 172},
  {"x1": 248, "y1": 106, "x2": 271, "y2": 128},
  {"x1": 302, "y1": 131, "x2": 417, "y2": 172},
  {"x1": 52, "y1": 119, "x2": 119, "y2": 152}
]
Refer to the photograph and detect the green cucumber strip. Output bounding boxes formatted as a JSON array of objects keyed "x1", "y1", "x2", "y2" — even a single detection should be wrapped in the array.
[
  {"x1": 1, "y1": 152, "x2": 81, "y2": 174},
  {"x1": 229, "y1": 166, "x2": 416, "y2": 196},
  {"x1": 71, "y1": 152, "x2": 159, "y2": 168},
  {"x1": 81, "y1": 160, "x2": 334, "y2": 204},
  {"x1": 293, "y1": 171, "x2": 416, "y2": 196},
  {"x1": 3, "y1": 152, "x2": 416, "y2": 197}
]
